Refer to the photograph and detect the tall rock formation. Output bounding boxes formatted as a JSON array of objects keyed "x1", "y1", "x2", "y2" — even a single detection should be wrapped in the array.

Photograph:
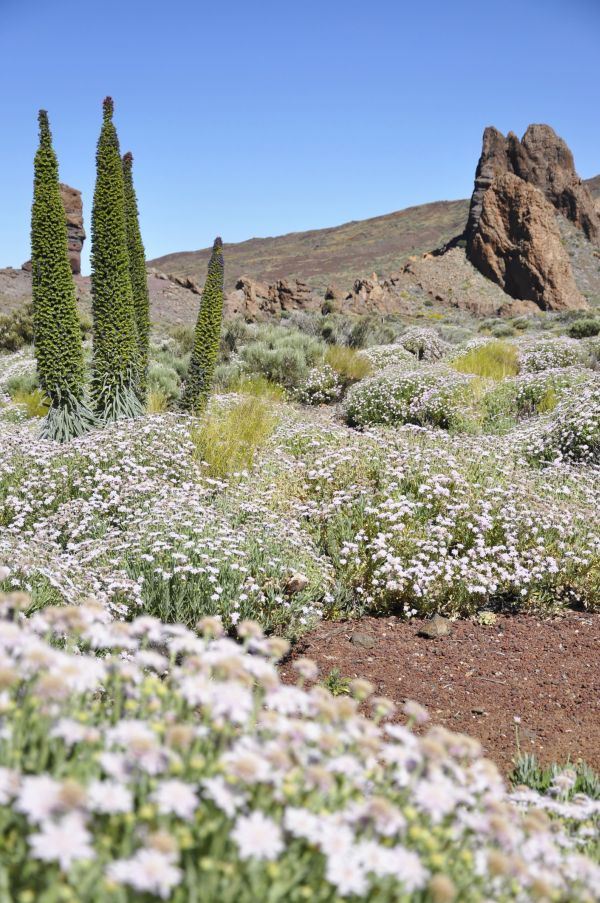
[
  {"x1": 467, "y1": 125, "x2": 600, "y2": 245},
  {"x1": 465, "y1": 124, "x2": 593, "y2": 310},
  {"x1": 23, "y1": 183, "x2": 85, "y2": 275},
  {"x1": 59, "y1": 183, "x2": 85, "y2": 274},
  {"x1": 469, "y1": 173, "x2": 583, "y2": 311}
]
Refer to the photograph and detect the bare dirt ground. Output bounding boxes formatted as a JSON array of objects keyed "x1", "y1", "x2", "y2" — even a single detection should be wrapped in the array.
[{"x1": 281, "y1": 611, "x2": 600, "y2": 774}]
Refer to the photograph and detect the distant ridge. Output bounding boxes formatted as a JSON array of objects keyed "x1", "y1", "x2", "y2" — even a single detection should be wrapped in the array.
[{"x1": 149, "y1": 176, "x2": 600, "y2": 294}]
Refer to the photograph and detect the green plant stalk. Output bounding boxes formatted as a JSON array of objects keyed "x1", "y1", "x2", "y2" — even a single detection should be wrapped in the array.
[
  {"x1": 122, "y1": 151, "x2": 150, "y2": 401},
  {"x1": 30, "y1": 111, "x2": 93, "y2": 441},
  {"x1": 90, "y1": 97, "x2": 142, "y2": 422},
  {"x1": 181, "y1": 237, "x2": 225, "y2": 412}
]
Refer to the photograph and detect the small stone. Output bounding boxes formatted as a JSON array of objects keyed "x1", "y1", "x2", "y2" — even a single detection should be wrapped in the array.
[
  {"x1": 471, "y1": 707, "x2": 487, "y2": 716},
  {"x1": 349, "y1": 632, "x2": 376, "y2": 649},
  {"x1": 284, "y1": 572, "x2": 309, "y2": 595},
  {"x1": 418, "y1": 614, "x2": 452, "y2": 639}
]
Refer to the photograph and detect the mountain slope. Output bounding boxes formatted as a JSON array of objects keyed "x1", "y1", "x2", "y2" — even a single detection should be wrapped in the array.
[
  {"x1": 150, "y1": 199, "x2": 470, "y2": 293},
  {"x1": 150, "y1": 176, "x2": 600, "y2": 294}
]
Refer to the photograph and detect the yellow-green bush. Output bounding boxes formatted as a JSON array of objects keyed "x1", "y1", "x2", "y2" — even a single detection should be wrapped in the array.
[
  {"x1": 325, "y1": 345, "x2": 372, "y2": 384},
  {"x1": 452, "y1": 341, "x2": 519, "y2": 380},
  {"x1": 12, "y1": 388, "x2": 50, "y2": 418},
  {"x1": 229, "y1": 374, "x2": 286, "y2": 402},
  {"x1": 191, "y1": 397, "x2": 278, "y2": 479}
]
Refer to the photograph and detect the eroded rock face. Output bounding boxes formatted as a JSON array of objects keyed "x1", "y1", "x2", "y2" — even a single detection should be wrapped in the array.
[
  {"x1": 223, "y1": 277, "x2": 321, "y2": 321},
  {"x1": 513, "y1": 125, "x2": 600, "y2": 243},
  {"x1": 467, "y1": 124, "x2": 600, "y2": 244},
  {"x1": 59, "y1": 184, "x2": 85, "y2": 274},
  {"x1": 465, "y1": 124, "x2": 595, "y2": 310},
  {"x1": 22, "y1": 183, "x2": 85, "y2": 275},
  {"x1": 469, "y1": 173, "x2": 585, "y2": 311}
]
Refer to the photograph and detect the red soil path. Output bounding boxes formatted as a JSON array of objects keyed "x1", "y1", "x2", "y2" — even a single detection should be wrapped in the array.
[{"x1": 281, "y1": 612, "x2": 600, "y2": 774}]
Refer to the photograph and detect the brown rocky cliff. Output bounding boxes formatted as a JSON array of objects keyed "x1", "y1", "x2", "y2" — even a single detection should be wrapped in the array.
[
  {"x1": 59, "y1": 183, "x2": 85, "y2": 274},
  {"x1": 22, "y1": 183, "x2": 85, "y2": 275},
  {"x1": 465, "y1": 124, "x2": 595, "y2": 310},
  {"x1": 469, "y1": 172, "x2": 585, "y2": 311},
  {"x1": 467, "y1": 124, "x2": 600, "y2": 245}
]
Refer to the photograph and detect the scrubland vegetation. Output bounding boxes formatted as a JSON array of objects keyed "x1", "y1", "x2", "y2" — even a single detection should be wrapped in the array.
[
  {"x1": 2, "y1": 94, "x2": 600, "y2": 900},
  {"x1": 1, "y1": 306, "x2": 600, "y2": 900}
]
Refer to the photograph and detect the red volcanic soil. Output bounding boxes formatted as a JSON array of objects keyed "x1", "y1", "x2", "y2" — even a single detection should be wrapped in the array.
[{"x1": 281, "y1": 611, "x2": 600, "y2": 775}]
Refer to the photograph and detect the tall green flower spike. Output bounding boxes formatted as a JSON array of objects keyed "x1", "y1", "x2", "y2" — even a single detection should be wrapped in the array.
[
  {"x1": 181, "y1": 237, "x2": 225, "y2": 413},
  {"x1": 123, "y1": 151, "x2": 150, "y2": 401},
  {"x1": 31, "y1": 110, "x2": 96, "y2": 441},
  {"x1": 90, "y1": 97, "x2": 143, "y2": 422}
]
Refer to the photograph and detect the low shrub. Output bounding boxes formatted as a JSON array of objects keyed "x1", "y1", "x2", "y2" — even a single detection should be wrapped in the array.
[
  {"x1": 213, "y1": 358, "x2": 244, "y2": 390},
  {"x1": 324, "y1": 344, "x2": 372, "y2": 384},
  {"x1": 344, "y1": 366, "x2": 475, "y2": 430},
  {"x1": 511, "y1": 755, "x2": 600, "y2": 801},
  {"x1": 295, "y1": 365, "x2": 342, "y2": 405},
  {"x1": 0, "y1": 599, "x2": 597, "y2": 902},
  {"x1": 568, "y1": 318, "x2": 600, "y2": 339},
  {"x1": 238, "y1": 327, "x2": 324, "y2": 390},
  {"x1": 526, "y1": 380, "x2": 600, "y2": 465},
  {"x1": 452, "y1": 340, "x2": 519, "y2": 380},
  {"x1": 481, "y1": 368, "x2": 595, "y2": 432},
  {"x1": 360, "y1": 343, "x2": 416, "y2": 372},
  {"x1": 0, "y1": 303, "x2": 34, "y2": 352},
  {"x1": 147, "y1": 361, "x2": 181, "y2": 404},
  {"x1": 168, "y1": 324, "x2": 196, "y2": 355},
  {"x1": 398, "y1": 327, "x2": 450, "y2": 362},
  {"x1": 519, "y1": 337, "x2": 589, "y2": 372},
  {"x1": 221, "y1": 318, "x2": 253, "y2": 356},
  {"x1": 5, "y1": 368, "x2": 39, "y2": 397},
  {"x1": 490, "y1": 322, "x2": 516, "y2": 338},
  {"x1": 191, "y1": 396, "x2": 279, "y2": 479}
]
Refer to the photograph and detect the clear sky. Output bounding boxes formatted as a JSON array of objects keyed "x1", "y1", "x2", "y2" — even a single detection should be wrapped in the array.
[{"x1": 1, "y1": 0, "x2": 599, "y2": 274}]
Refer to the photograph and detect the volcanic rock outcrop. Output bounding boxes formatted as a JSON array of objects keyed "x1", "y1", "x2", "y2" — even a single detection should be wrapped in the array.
[
  {"x1": 224, "y1": 277, "x2": 321, "y2": 320},
  {"x1": 59, "y1": 184, "x2": 86, "y2": 274},
  {"x1": 469, "y1": 173, "x2": 583, "y2": 311},
  {"x1": 465, "y1": 124, "x2": 594, "y2": 310},
  {"x1": 22, "y1": 183, "x2": 85, "y2": 275}
]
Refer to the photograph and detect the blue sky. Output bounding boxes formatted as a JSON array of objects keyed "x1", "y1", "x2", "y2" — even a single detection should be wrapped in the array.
[{"x1": 1, "y1": 0, "x2": 599, "y2": 273}]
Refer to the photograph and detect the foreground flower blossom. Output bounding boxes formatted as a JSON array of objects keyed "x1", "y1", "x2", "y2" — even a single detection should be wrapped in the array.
[
  {"x1": 28, "y1": 813, "x2": 94, "y2": 871},
  {"x1": 232, "y1": 811, "x2": 285, "y2": 861},
  {"x1": 0, "y1": 597, "x2": 597, "y2": 901}
]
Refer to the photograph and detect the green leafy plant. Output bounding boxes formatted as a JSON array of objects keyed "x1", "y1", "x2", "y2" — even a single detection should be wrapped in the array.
[
  {"x1": 322, "y1": 667, "x2": 351, "y2": 696},
  {"x1": 568, "y1": 318, "x2": 600, "y2": 339}
]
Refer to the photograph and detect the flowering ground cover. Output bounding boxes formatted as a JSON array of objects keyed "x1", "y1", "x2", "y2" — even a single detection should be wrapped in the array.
[
  {"x1": 0, "y1": 324, "x2": 599, "y2": 899},
  {"x1": 0, "y1": 598, "x2": 598, "y2": 902}
]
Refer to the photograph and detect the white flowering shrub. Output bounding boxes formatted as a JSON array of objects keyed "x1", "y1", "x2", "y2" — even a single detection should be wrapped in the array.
[
  {"x1": 483, "y1": 368, "x2": 598, "y2": 429},
  {"x1": 343, "y1": 367, "x2": 476, "y2": 431},
  {"x1": 360, "y1": 344, "x2": 415, "y2": 372},
  {"x1": 0, "y1": 597, "x2": 598, "y2": 902},
  {"x1": 527, "y1": 382, "x2": 600, "y2": 465},
  {"x1": 276, "y1": 422, "x2": 600, "y2": 616},
  {"x1": 398, "y1": 328, "x2": 451, "y2": 362},
  {"x1": 518, "y1": 337, "x2": 590, "y2": 373},
  {"x1": 294, "y1": 365, "x2": 343, "y2": 405},
  {"x1": 0, "y1": 412, "x2": 331, "y2": 636}
]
